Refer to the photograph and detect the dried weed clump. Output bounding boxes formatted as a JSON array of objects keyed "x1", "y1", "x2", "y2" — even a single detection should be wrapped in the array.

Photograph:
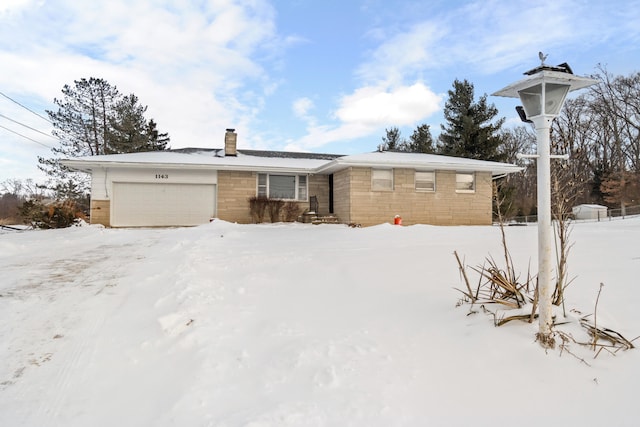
[{"x1": 454, "y1": 221, "x2": 637, "y2": 358}]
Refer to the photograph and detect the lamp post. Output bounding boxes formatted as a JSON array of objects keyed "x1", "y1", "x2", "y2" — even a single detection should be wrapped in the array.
[{"x1": 493, "y1": 58, "x2": 597, "y2": 346}]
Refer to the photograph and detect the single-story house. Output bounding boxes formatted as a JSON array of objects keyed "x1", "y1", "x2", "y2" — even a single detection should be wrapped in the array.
[{"x1": 61, "y1": 129, "x2": 522, "y2": 227}]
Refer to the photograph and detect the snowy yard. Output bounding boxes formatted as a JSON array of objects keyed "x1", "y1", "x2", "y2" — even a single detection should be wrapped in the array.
[{"x1": 1, "y1": 219, "x2": 639, "y2": 426}]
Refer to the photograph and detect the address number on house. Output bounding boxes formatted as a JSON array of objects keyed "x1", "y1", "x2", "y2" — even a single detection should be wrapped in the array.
[{"x1": 155, "y1": 174, "x2": 169, "y2": 179}]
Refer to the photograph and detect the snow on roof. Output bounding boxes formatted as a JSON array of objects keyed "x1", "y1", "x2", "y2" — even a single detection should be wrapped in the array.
[
  {"x1": 172, "y1": 147, "x2": 343, "y2": 161},
  {"x1": 61, "y1": 149, "x2": 522, "y2": 176},
  {"x1": 319, "y1": 151, "x2": 522, "y2": 175},
  {"x1": 61, "y1": 149, "x2": 335, "y2": 173},
  {"x1": 573, "y1": 204, "x2": 608, "y2": 209}
]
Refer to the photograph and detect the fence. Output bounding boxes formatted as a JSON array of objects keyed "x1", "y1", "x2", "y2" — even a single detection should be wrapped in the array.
[{"x1": 504, "y1": 204, "x2": 640, "y2": 225}]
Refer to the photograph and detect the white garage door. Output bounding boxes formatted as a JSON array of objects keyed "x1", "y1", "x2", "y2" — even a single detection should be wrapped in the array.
[{"x1": 112, "y1": 182, "x2": 216, "y2": 227}]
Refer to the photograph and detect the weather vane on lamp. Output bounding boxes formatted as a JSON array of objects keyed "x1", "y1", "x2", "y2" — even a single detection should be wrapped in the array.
[{"x1": 538, "y1": 51, "x2": 548, "y2": 66}]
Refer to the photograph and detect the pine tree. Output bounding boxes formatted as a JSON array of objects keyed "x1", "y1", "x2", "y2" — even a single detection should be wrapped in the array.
[
  {"x1": 39, "y1": 78, "x2": 120, "y2": 194},
  {"x1": 145, "y1": 119, "x2": 170, "y2": 152},
  {"x1": 438, "y1": 79, "x2": 505, "y2": 161},
  {"x1": 107, "y1": 95, "x2": 170, "y2": 153},
  {"x1": 107, "y1": 94, "x2": 149, "y2": 154},
  {"x1": 407, "y1": 123, "x2": 435, "y2": 153},
  {"x1": 39, "y1": 78, "x2": 170, "y2": 195},
  {"x1": 378, "y1": 127, "x2": 403, "y2": 151},
  {"x1": 45, "y1": 78, "x2": 119, "y2": 156}
]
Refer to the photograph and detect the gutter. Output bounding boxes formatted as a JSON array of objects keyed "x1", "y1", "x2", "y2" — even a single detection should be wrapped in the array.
[
  {"x1": 315, "y1": 159, "x2": 523, "y2": 176},
  {"x1": 60, "y1": 159, "x2": 321, "y2": 175},
  {"x1": 61, "y1": 156, "x2": 523, "y2": 177}
]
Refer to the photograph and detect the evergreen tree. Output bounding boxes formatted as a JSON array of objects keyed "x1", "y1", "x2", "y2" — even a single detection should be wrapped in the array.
[
  {"x1": 407, "y1": 123, "x2": 435, "y2": 153},
  {"x1": 39, "y1": 78, "x2": 170, "y2": 195},
  {"x1": 145, "y1": 119, "x2": 170, "y2": 152},
  {"x1": 438, "y1": 79, "x2": 505, "y2": 161},
  {"x1": 107, "y1": 94, "x2": 149, "y2": 154},
  {"x1": 39, "y1": 78, "x2": 120, "y2": 194},
  {"x1": 107, "y1": 95, "x2": 170, "y2": 153},
  {"x1": 378, "y1": 127, "x2": 403, "y2": 151}
]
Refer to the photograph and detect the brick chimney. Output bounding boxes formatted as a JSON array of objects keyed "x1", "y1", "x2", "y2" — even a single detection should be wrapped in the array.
[{"x1": 225, "y1": 128, "x2": 237, "y2": 156}]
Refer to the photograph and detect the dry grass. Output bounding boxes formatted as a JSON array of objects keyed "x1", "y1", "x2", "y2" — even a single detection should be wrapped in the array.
[
  {"x1": 454, "y1": 248, "x2": 535, "y2": 313},
  {"x1": 454, "y1": 221, "x2": 636, "y2": 357}
]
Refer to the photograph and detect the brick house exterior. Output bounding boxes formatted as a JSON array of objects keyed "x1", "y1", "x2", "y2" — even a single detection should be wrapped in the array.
[{"x1": 62, "y1": 130, "x2": 521, "y2": 227}]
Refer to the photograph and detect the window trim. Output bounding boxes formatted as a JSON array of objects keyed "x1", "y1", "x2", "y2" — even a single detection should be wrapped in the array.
[
  {"x1": 455, "y1": 171, "x2": 476, "y2": 193},
  {"x1": 257, "y1": 173, "x2": 309, "y2": 201},
  {"x1": 415, "y1": 170, "x2": 436, "y2": 192},
  {"x1": 371, "y1": 168, "x2": 394, "y2": 191}
]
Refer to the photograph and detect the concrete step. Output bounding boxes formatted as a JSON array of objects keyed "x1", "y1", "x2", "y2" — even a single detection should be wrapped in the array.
[
  {"x1": 298, "y1": 213, "x2": 340, "y2": 224},
  {"x1": 311, "y1": 215, "x2": 340, "y2": 225}
]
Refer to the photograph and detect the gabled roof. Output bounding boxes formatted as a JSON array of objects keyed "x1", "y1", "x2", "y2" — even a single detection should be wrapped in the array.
[{"x1": 61, "y1": 148, "x2": 522, "y2": 176}]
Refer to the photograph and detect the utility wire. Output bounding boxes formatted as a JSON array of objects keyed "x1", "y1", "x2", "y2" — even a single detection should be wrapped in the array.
[
  {"x1": 0, "y1": 123, "x2": 53, "y2": 149},
  {"x1": 0, "y1": 113, "x2": 58, "y2": 140},
  {"x1": 0, "y1": 90, "x2": 52, "y2": 124}
]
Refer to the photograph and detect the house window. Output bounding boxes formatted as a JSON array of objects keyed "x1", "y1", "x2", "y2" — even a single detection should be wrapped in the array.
[
  {"x1": 257, "y1": 173, "x2": 267, "y2": 197},
  {"x1": 456, "y1": 172, "x2": 475, "y2": 192},
  {"x1": 415, "y1": 171, "x2": 435, "y2": 192},
  {"x1": 298, "y1": 175, "x2": 307, "y2": 200},
  {"x1": 372, "y1": 169, "x2": 393, "y2": 191},
  {"x1": 257, "y1": 173, "x2": 308, "y2": 200}
]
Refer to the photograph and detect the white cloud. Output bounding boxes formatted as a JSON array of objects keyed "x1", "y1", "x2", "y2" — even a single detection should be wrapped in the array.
[
  {"x1": 283, "y1": 121, "x2": 375, "y2": 152},
  {"x1": 285, "y1": 82, "x2": 442, "y2": 151},
  {"x1": 0, "y1": 0, "x2": 33, "y2": 14},
  {"x1": 357, "y1": 23, "x2": 445, "y2": 86},
  {"x1": 335, "y1": 83, "x2": 441, "y2": 127},
  {"x1": 292, "y1": 97, "x2": 314, "y2": 119}
]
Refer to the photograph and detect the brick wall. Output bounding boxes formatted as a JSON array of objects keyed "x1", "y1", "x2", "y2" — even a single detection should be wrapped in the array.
[
  {"x1": 308, "y1": 174, "x2": 330, "y2": 215},
  {"x1": 90, "y1": 200, "x2": 110, "y2": 226},
  {"x1": 217, "y1": 171, "x2": 328, "y2": 223},
  {"x1": 345, "y1": 167, "x2": 493, "y2": 226},
  {"x1": 216, "y1": 170, "x2": 256, "y2": 223},
  {"x1": 332, "y1": 168, "x2": 352, "y2": 223}
]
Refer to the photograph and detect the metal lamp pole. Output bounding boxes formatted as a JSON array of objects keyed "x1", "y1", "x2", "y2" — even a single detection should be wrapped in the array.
[
  {"x1": 532, "y1": 114, "x2": 554, "y2": 339},
  {"x1": 493, "y1": 57, "x2": 597, "y2": 346}
]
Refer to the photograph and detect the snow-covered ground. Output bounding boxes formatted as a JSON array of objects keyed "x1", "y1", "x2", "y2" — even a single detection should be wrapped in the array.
[{"x1": 1, "y1": 219, "x2": 638, "y2": 426}]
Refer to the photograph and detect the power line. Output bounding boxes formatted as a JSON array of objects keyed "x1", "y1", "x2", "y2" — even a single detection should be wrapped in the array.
[
  {"x1": 0, "y1": 113, "x2": 57, "y2": 140},
  {"x1": 0, "y1": 123, "x2": 53, "y2": 149},
  {"x1": 0, "y1": 90, "x2": 52, "y2": 124}
]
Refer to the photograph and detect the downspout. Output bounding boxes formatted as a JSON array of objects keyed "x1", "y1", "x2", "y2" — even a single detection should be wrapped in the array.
[{"x1": 104, "y1": 168, "x2": 109, "y2": 198}]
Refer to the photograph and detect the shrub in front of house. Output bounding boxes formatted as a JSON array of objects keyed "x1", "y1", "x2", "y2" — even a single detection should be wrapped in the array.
[
  {"x1": 267, "y1": 199, "x2": 284, "y2": 222},
  {"x1": 19, "y1": 199, "x2": 83, "y2": 229},
  {"x1": 248, "y1": 196, "x2": 268, "y2": 223},
  {"x1": 249, "y1": 197, "x2": 300, "y2": 223},
  {"x1": 282, "y1": 201, "x2": 301, "y2": 222}
]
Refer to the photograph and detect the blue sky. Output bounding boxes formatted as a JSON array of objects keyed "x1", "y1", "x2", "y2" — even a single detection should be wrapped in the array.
[{"x1": 1, "y1": 0, "x2": 639, "y2": 183}]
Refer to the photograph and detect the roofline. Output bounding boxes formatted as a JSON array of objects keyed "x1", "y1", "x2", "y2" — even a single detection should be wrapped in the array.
[
  {"x1": 316, "y1": 157, "x2": 523, "y2": 176},
  {"x1": 61, "y1": 152, "x2": 523, "y2": 176},
  {"x1": 170, "y1": 147, "x2": 344, "y2": 161},
  {"x1": 492, "y1": 69, "x2": 598, "y2": 98},
  {"x1": 60, "y1": 159, "x2": 319, "y2": 174}
]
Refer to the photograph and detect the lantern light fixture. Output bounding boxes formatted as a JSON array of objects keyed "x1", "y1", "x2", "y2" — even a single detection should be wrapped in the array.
[{"x1": 492, "y1": 55, "x2": 597, "y2": 346}]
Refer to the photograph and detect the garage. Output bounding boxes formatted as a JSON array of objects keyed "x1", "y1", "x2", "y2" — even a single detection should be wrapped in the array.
[{"x1": 112, "y1": 182, "x2": 216, "y2": 227}]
